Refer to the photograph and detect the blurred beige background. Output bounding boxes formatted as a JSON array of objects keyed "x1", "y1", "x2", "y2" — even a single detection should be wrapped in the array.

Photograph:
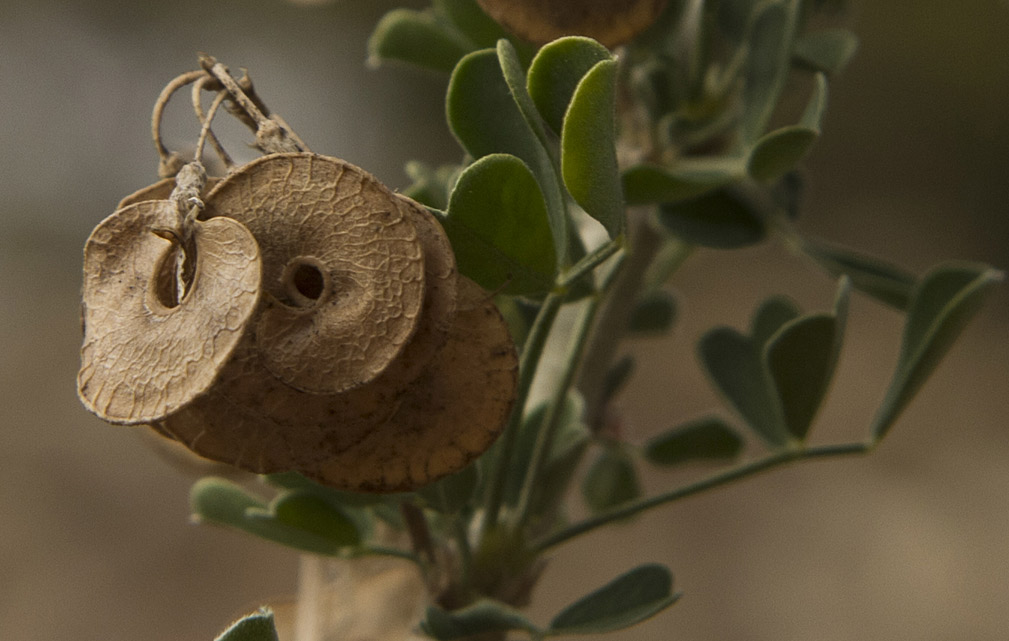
[{"x1": 0, "y1": 1, "x2": 1006, "y2": 640}]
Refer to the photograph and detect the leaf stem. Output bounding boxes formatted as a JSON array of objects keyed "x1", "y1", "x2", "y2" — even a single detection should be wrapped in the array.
[
  {"x1": 483, "y1": 291, "x2": 565, "y2": 534},
  {"x1": 532, "y1": 441, "x2": 871, "y2": 552},
  {"x1": 559, "y1": 237, "x2": 625, "y2": 290}
]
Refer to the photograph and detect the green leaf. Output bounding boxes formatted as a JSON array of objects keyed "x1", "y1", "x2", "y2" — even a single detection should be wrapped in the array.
[
  {"x1": 750, "y1": 296, "x2": 801, "y2": 346},
  {"x1": 434, "y1": 0, "x2": 515, "y2": 50},
  {"x1": 368, "y1": 9, "x2": 471, "y2": 73},
  {"x1": 447, "y1": 48, "x2": 567, "y2": 261},
  {"x1": 700, "y1": 328, "x2": 789, "y2": 447},
  {"x1": 793, "y1": 28, "x2": 859, "y2": 74},
  {"x1": 423, "y1": 601, "x2": 540, "y2": 640},
  {"x1": 800, "y1": 72, "x2": 829, "y2": 130},
  {"x1": 214, "y1": 609, "x2": 279, "y2": 641},
  {"x1": 643, "y1": 416, "x2": 745, "y2": 466},
  {"x1": 562, "y1": 59, "x2": 625, "y2": 238},
  {"x1": 418, "y1": 463, "x2": 478, "y2": 513},
  {"x1": 527, "y1": 36, "x2": 612, "y2": 133},
  {"x1": 190, "y1": 478, "x2": 356, "y2": 555},
  {"x1": 657, "y1": 188, "x2": 766, "y2": 248},
  {"x1": 443, "y1": 153, "x2": 557, "y2": 294},
  {"x1": 497, "y1": 39, "x2": 550, "y2": 145},
  {"x1": 764, "y1": 278, "x2": 850, "y2": 441},
  {"x1": 247, "y1": 491, "x2": 360, "y2": 547},
  {"x1": 800, "y1": 238, "x2": 916, "y2": 309},
  {"x1": 628, "y1": 290, "x2": 678, "y2": 334},
  {"x1": 748, "y1": 126, "x2": 818, "y2": 183},
  {"x1": 622, "y1": 164, "x2": 735, "y2": 206},
  {"x1": 582, "y1": 447, "x2": 641, "y2": 514},
  {"x1": 741, "y1": 1, "x2": 801, "y2": 142},
  {"x1": 548, "y1": 564, "x2": 680, "y2": 635},
  {"x1": 872, "y1": 263, "x2": 1003, "y2": 441}
]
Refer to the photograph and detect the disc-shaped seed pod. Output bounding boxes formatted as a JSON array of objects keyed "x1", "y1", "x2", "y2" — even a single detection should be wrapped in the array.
[
  {"x1": 78, "y1": 200, "x2": 261, "y2": 424},
  {"x1": 154, "y1": 193, "x2": 460, "y2": 477},
  {"x1": 202, "y1": 153, "x2": 426, "y2": 394},
  {"x1": 476, "y1": 0, "x2": 668, "y2": 47},
  {"x1": 303, "y1": 277, "x2": 518, "y2": 492}
]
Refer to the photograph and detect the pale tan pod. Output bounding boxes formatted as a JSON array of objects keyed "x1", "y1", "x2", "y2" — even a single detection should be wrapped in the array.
[
  {"x1": 77, "y1": 200, "x2": 261, "y2": 424},
  {"x1": 203, "y1": 152, "x2": 426, "y2": 394},
  {"x1": 155, "y1": 193, "x2": 459, "y2": 477},
  {"x1": 476, "y1": 0, "x2": 667, "y2": 47},
  {"x1": 116, "y1": 177, "x2": 222, "y2": 210},
  {"x1": 303, "y1": 278, "x2": 518, "y2": 492}
]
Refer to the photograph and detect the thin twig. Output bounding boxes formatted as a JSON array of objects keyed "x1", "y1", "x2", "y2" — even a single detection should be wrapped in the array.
[
  {"x1": 191, "y1": 76, "x2": 234, "y2": 169},
  {"x1": 151, "y1": 69, "x2": 207, "y2": 177},
  {"x1": 532, "y1": 442, "x2": 872, "y2": 552}
]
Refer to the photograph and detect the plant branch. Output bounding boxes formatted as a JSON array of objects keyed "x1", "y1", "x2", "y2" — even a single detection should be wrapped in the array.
[{"x1": 532, "y1": 441, "x2": 871, "y2": 552}]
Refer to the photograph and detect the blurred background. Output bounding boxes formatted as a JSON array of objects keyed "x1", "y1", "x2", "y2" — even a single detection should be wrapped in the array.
[{"x1": 0, "y1": 1, "x2": 1006, "y2": 640}]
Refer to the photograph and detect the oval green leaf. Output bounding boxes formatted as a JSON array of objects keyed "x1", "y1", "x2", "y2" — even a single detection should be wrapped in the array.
[
  {"x1": 699, "y1": 327, "x2": 789, "y2": 447},
  {"x1": 249, "y1": 491, "x2": 360, "y2": 547},
  {"x1": 527, "y1": 36, "x2": 612, "y2": 133},
  {"x1": 434, "y1": 0, "x2": 516, "y2": 50},
  {"x1": 582, "y1": 447, "x2": 642, "y2": 514},
  {"x1": 423, "y1": 601, "x2": 540, "y2": 640},
  {"x1": 872, "y1": 263, "x2": 1003, "y2": 441},
  {"x1": 748, "y1": 126, "x2": 819, "y2": 183},
  {"x1": 750, "y1": 295, "x2": 801, "y2": 346},
  {"x1": 214, "y1": 609, "x2": 279, "y2": 641},
  {"x1": 447, "y1": 48, "x2": 567, "y2": 261},
  {"x1": 793, "y1": 28, "x2": 859, "y2": 74},
  {"x1": 622, "y1": 163, "x2": 735, "y2": 206},
  {"x1": 497, "y1": 39, "x2": 549, "y2": 145},
  {"x1": 643, "y1": 416, "x2": 745, "y2": 466},
  {"x1": 562, "y1": 58, "x2": 625, "y2": 238},
  {"x1": 444, "y1": 153, "x2": 557, "y2": 294},
  {"x1": 657, "y1": 188, "x2": 766, "y2": 248},
  {"x1": 548, "y1": 564, "x2": 679, "y2": 635},
  {"x1": 628, "y1": 290, "x2": 678, "y2": 334},
  {"x1": 368, "y1": 9, "x2": 471, "y2": 73},
  {"x1": 742, "y1": 1, "x2": 800, "y2": 142},
  {"x1": 800, "y1": 238, "x2": 916, "y2": 309}
]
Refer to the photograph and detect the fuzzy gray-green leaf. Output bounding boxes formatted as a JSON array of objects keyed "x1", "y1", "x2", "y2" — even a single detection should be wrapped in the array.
[
  {"x1": 657, "y1": 188, "x2": 766, "y2": 248},
  {"x1": 368, "y1": 9, "x2": 471, "y2": 73},
  {"x1": 562, "y1": 58, "x2": 625, "y2": 238},
  {"x1": 800, "y1": 238, "x2": 916, "y2": 309},
  {"x1": 423, "y1": 601, "x2": 540, "y2": 640},
  {"x1": 527, "y1": 36, "x2": 612, "y2": 133},
  {"x1": 622, "y1": 164, "x2": 735, "y2": 206},
  {"x1": 793, "y1": 28, "x2": 859, "y2": 74},
  {"x1": 644, "y1": 416, "x2": 744, "y2": 466},
  {"x1": 443, "y1": 153, "x2": 557, "y2": 294},
  {"x1": 582, "y1": 447, "x2": 641, "y2": 514},
  {"x1": 872, "y1": 263, "x2": 1002, "y2": 441},
  {"x1": 447, "y1": 48, "x2": 566, "y2": 261},
  {"x1": 549, "y1": 564, "x2": 679, "y2": 635},
  {"x1": 214, "y1": 609, "x2": 279, "y2": 641}
]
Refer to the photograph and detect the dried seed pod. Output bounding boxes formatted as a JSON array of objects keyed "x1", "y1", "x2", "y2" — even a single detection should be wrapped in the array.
[
  {"x1": 77, "y1": 200, "x2": 261, "y2": 424},
  {"x1": 155, "y1": 193, "x2": 462, "y2": 482},
  {"x1": 303, "y1": 277, "x2": 518, "y2": 492},
  {"x1": 202, "y1": 153, "x2": 426, "y2": 394},
  {"x1": 476, "y1": 0, "x2": 667, "y2": 47}
]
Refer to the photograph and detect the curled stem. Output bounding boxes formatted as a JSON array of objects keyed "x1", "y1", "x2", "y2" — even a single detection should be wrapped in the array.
[
  {"x1": 192, "y1": 76, "x2": 234, "y2": 170},
  {"x1": 151, "y1": 69, "x2": 207, "y2": 177}
]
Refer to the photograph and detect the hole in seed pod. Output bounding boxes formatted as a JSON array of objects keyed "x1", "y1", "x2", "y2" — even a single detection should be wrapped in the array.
[
  {"x1": 282, "y1": 256, "x2": 328, "y2": 307},
  {"x1": 150, "y1": 232, "x2": 196, "y2": 309}
]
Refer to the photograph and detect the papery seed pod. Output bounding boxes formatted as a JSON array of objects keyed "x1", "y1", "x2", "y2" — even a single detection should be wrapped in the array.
[
  {"x1": 302, "y1": 277, "x2": 518, "y2": 492},
  {"x1": 476, "y1": 0, "x2": 668, "y2": 47},
  {"x1": 154, "y1": 192, "x2": 461, "y2": 479},
  {"x1": 202, "y1": 153, "x2": 426, "y2": 394},
  {"x1": 77, "y1": 200, "x2": 261, "y2": 424}
]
